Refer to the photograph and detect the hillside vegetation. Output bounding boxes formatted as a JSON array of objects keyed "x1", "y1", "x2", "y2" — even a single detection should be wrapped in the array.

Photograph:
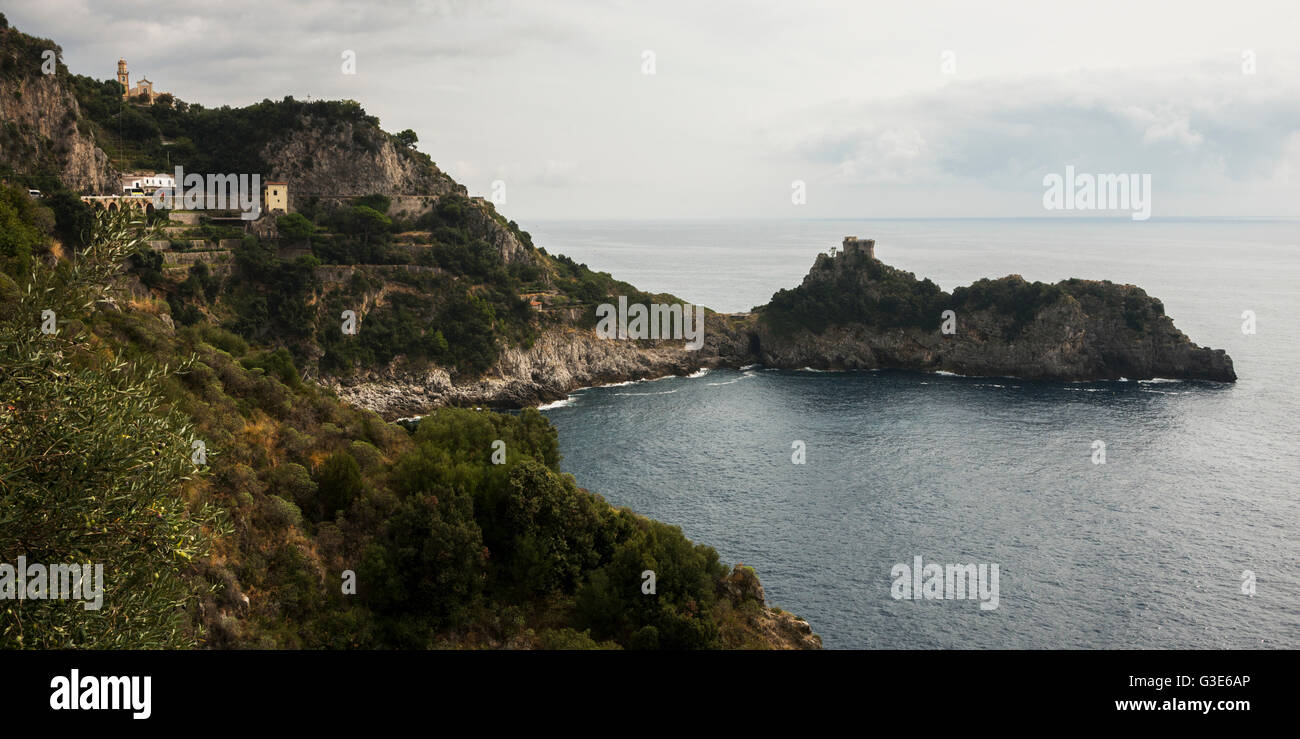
[
  {"x1": 0, "y1": 19, "x2": 816, "y2": 649},
  {"x1": 0, "y1": 197, "x2": 811, "y2": 649}
]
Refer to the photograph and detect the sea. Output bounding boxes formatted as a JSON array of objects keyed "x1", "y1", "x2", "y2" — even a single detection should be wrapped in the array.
[{"x1": 530, "y1": 218, "x2": 1299, "y2": 649}]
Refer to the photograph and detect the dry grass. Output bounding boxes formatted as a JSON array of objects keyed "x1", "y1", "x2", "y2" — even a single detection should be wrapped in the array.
[
  {"x1": 239, "y1": 411, "x2": 279, "y2": 463},
  {"x1": 127, "y1": 294, "x2": 168, "y2": 316}
]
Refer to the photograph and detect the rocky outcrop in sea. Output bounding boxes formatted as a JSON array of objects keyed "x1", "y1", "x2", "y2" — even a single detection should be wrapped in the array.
[{"x1": 750, "y1": 242, "x2": 1236, "y2": 382}]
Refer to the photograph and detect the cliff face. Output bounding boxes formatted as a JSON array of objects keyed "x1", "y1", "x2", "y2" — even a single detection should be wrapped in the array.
[
  {"x1": 328, "y1": 325, "x2": 704, "y2": 417},
  {"x1": 323, "y1": 309, "x2": 758, "y2": 419},
  {"x1": 718, "y1": 564, "x2": 821, "y2": 649},
  {"x1": 753, "y1": 306, "x2": 1236, "y2": 381},
  {"x1": 260, "y1": 114, "x2": 463, "y2": 199},
  {"x1": 464, "y1": 199, "x2": 533, "y2": 265},
  {"x1": 0, "y1": 28, "x2": 117, "y2": 193},
  {"x1": 256, "y1": 112, "x2": 549, "y2": 262}
]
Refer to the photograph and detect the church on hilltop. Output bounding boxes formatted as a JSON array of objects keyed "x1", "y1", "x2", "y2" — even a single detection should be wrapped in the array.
[{"x1": 116, "y1": 59, "x2": 168, "y2": 103}]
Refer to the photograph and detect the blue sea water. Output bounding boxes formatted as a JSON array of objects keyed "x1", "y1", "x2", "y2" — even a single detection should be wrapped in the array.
[{"x1": 530, "y1": 218, "x2": 1300, "y2": 649}]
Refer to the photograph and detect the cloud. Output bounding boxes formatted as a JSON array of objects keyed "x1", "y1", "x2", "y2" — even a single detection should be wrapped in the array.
[
  {"x1": 775, "y1": 68, "x2": 1300, "y2": 200},
  {"x1": 7, "y1": 0, "x2": 1300, "y2": 217},
  {"x1": 450, "y1": 159, "x2": 585, "y2": 194}
]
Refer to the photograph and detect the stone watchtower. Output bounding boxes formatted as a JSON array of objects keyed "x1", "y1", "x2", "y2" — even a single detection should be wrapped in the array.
[
  {"x1": 117, "y1": 59, "x2": 129, "y2": 99},
  {"x1": 842, "y1": 236, "x2": 876, "y2": 260}
]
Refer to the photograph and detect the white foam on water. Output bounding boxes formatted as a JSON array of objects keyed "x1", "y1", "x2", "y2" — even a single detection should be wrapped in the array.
[
  {"x1": 708, "y1": 372, "x2": 756, "y2": 386},
  {"x1": 598, "y1": 380, "x2": 638, "y2": 388}
]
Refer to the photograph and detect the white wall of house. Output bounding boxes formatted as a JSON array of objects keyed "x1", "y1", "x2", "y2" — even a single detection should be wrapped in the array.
[{"x1": 123, "y1": 174, "x2": 176, "y2": 192}]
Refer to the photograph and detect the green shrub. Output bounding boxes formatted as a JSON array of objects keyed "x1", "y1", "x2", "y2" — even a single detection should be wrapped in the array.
[
  {"x1": 315, "y1": 451, "x2": 363, "y2": 516},
  {"x1": 241, "y1": 347, "x2": 302, "y2": 388},
  {"x1": 261, "y1": 495, "x2": 304, "y2": 530},
  {"x1": 270, "y1": 463, "x2": 317, "y2": 508},
  {"x1": 537, "y1": 628, "x2": 619, "y2": 650}
]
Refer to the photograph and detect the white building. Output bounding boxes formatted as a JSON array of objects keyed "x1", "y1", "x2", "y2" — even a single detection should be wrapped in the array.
[{"x1": 122, "y1": 173, "x2": 176, "y2": 194}]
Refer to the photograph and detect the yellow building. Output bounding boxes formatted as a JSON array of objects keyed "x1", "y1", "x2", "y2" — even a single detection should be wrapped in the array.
[
  {"x1": 263, "y1": 181, "x2": 289, "y2": 213},
  {"x1": 117, "y1": 59, "x2": 169, "y2": 103}
]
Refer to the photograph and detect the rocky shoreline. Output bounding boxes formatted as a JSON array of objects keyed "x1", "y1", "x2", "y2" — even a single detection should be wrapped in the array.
[
  {"x1": 325, "y1": 247, "x2": 1235, "y2": 419},
  {"x1": 327, "y1": 306, "x2": 1234, "y2": 421},
  {"x1": 323, "y1": 326, "x2": 708, "y2": 418}
]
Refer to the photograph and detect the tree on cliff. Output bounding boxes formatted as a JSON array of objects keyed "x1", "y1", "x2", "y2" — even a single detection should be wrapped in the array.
[
  {"x1": 277, "y1": 212, "x2": 315, "y2": 244},
  {"x1": 394, "y1": 129, "x2": 418, "y2": 149},
  {"x1": 350, "y1": 205, "x2": 391, "y2": 248}
]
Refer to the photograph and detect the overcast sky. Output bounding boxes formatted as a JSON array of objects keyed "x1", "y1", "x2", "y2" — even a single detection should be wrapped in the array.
[{"x1": 8, "y1": 0, "x2": 1300, "y2": 219}]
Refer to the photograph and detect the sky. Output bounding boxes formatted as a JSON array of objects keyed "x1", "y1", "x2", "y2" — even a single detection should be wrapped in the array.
[{"x1": 7, "y1": 0, "x2": 1300, "y2": 219}]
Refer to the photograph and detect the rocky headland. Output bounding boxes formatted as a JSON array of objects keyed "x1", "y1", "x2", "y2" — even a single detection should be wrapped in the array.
[
  {"x1": 329, "y1": 237, "x2": 1235, "y2": 419},
  {"x1": 749, "y1": 238, "x2": 1236, "y2": 383}
]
